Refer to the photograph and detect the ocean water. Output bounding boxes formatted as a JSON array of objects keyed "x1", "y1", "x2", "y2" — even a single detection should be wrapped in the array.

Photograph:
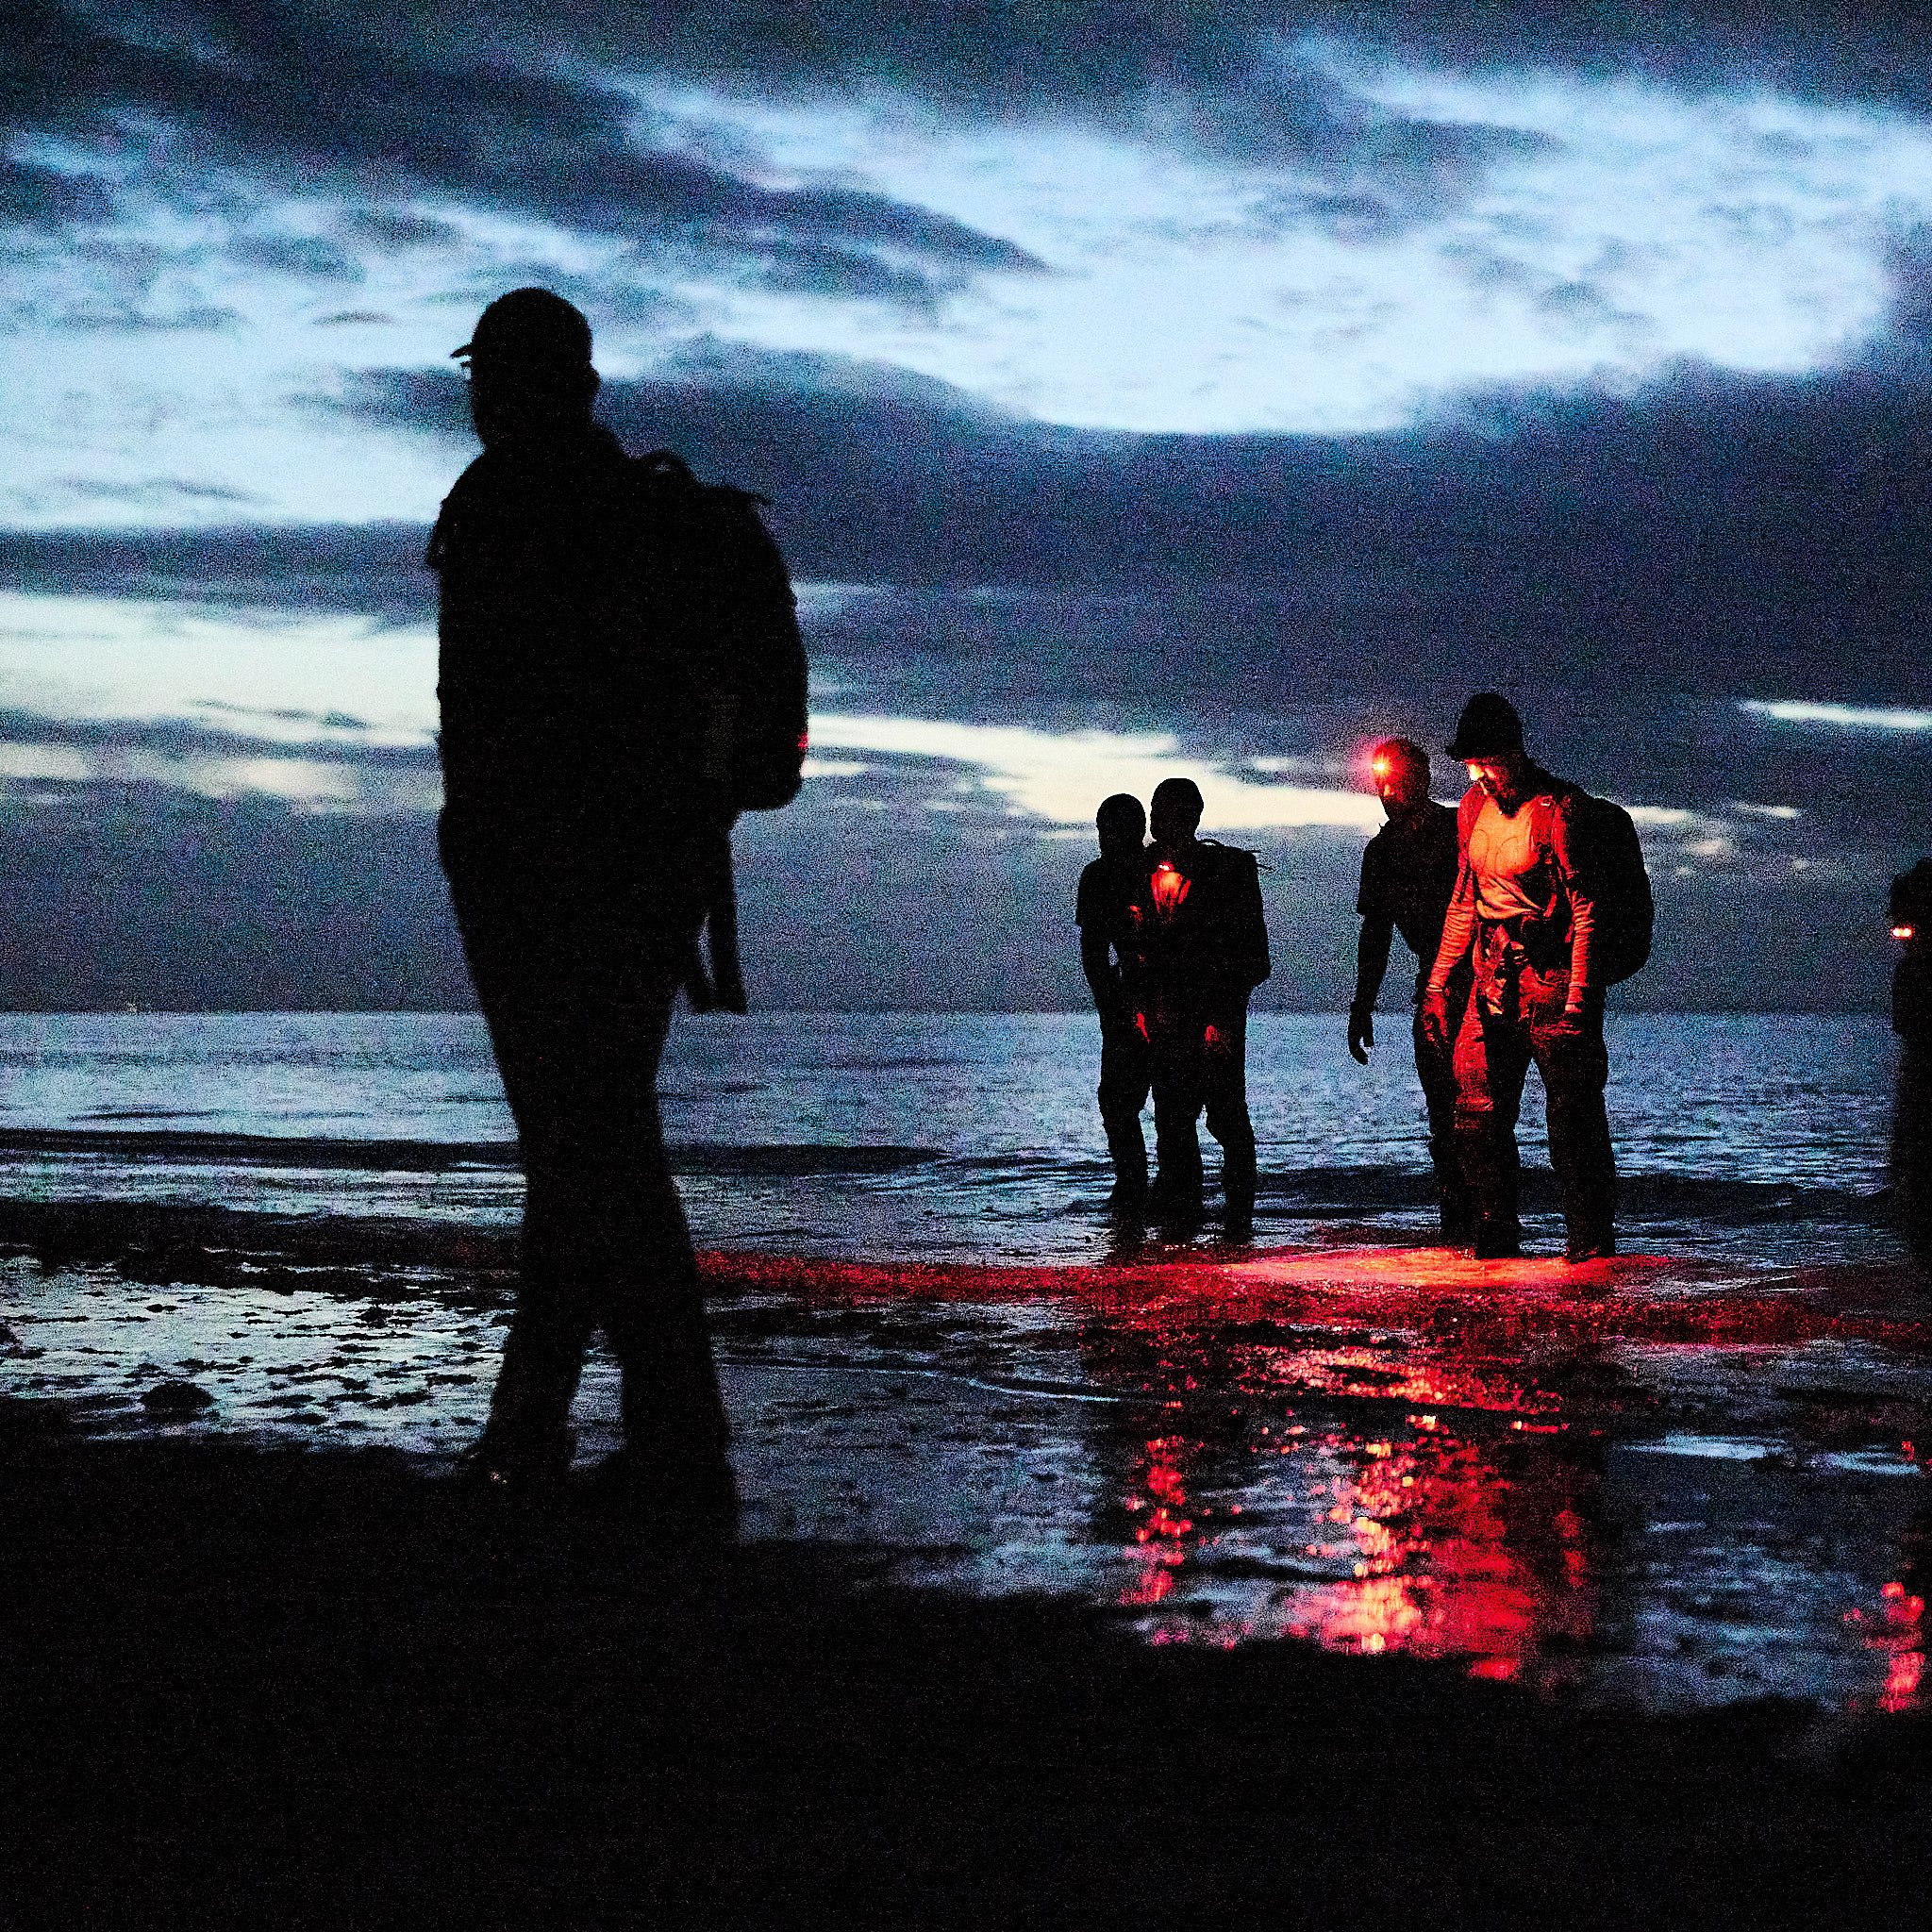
[
  {"x1": 0, "y1": 1009, "x2": 1903, "y2": 1265},
  {"x1": 6, "y1": 1010, "x2": 1928, "y2": 1711}
]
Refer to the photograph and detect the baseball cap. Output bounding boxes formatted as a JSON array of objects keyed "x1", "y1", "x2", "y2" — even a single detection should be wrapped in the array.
[{"x1": 451, "y1": 288, "x2": 593, "y2": 370}]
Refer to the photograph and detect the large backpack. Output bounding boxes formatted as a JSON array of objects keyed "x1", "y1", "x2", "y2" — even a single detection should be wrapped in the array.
[
  {"x1": 635, "y1": 449, "x2": 808, "y2": 814},
  {"x1": 1457, "y1": 784, "x2": 1654, "y2": 986}
]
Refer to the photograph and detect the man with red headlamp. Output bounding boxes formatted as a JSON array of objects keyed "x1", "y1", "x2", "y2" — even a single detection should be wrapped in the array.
[
  {"x1": 1422, "y1": 693, "x2": 1617, "y2": 1264},
  {"x1": 1349, "y1": 737, "x2": 1471, "y2": 1241}
]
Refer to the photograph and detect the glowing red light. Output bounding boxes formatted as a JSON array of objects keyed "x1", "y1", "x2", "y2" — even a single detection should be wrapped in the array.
[{"x1": 1895, "y1": 924, "x2": 1916, "y2": 941}]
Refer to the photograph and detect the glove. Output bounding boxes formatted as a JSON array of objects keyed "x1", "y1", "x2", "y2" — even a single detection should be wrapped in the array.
[
  {"x1": 1419, "y1": 987, "x2": 1452, "y2": 1051},
  {"x1": 1347, "y1": 1005, "x2": 1374, "y2": 1064}
]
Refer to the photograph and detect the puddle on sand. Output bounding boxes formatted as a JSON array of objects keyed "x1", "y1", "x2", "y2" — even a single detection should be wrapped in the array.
[{"x1": 4, "y1": 1259, "x2": 1929, "y2": 1713}]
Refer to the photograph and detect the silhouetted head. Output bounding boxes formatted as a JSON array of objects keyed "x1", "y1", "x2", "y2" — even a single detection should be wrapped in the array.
[
  {"x1": 1149, "y1": 776, "x2": 1205, "y2": 853},
  {"x1": 1370, "y1": 738, "x2": 1430, "y2": 820},
  {"x1": 1893, "y1": 860, "x2": 1932, "y2": 948},
  {"x1": 1446, "y1": 693, "x2": 1531, "y2": 809},
  {"x1": 454, "y1": 288, "x2": 600, "y2": 450},
  {"x1": 1095, "y1": 792, "x2": 1145, "y2": 863}
]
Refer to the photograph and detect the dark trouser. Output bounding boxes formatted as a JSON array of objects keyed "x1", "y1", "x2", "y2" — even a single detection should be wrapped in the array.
[
  {"x1": 1414, "y1": 975, "x2": 1474, "y2": 1238},
  {"x1": 1098, "y1": 1019, "x2": 1152, "y2": 1192},
  {"x1": 1452, "y1": 969, "x2": 1615, "y2": 1251},
  {"x1": 441, "y1": 824, "x2": 728, "y2": 1462},
  {"x1": 1894, "y1": 1041, "x2": 1932, "y2": 1267},
  {"x1": 1149, "y1": 1006, "x2": 1257, "y2": 1224}
]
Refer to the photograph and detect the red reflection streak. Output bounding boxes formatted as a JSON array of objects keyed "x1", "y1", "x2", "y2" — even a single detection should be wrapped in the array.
[
  {"x1": 1849, "y1": 1581, "x2": 1927, "y2": 1713},
  {"x1": 1282, "y1": 1436, "x2": 1597, "y2": 1676},
  {"x1": 1121, "y1": 1435, "x2": 1200, "y2": 1605}
]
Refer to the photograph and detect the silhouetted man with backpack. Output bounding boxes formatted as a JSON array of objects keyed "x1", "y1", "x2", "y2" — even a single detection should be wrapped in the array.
[
  {"x1": 1129, "y1": 777, "x2": 1271, "y2": 1237},
  {"x1": 1349, "y1": 738, "x2": 1472, "y2": 1240},
  {"x1": 428, "y1": 288, "x2": 804, "y2": 1517},
  {"x1": 1422, "y1": 694, "x2": 1641, "y2": 1264}
]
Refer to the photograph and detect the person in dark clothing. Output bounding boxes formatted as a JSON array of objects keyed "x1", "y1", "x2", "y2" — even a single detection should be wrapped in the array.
[
  {"x1": 427, "y1": 287, "x2": 740, "y2": 1518},
  {"x1": 1077, "y1": 793, "x2": 1154, "y2": 1208},
  {"x1": 1421, "y1": 694, "x2": 1617, "y2": 1264},
  {"x1": 1890, "y1": 860, "x2": 1932, "y2": 1267},
  {"x1": 1129, "y1": 777, "x2": 1271, "y2": 1236},
  {"x1": 1348, "y1": 738, "x2": 1473, "y2": 1240}
]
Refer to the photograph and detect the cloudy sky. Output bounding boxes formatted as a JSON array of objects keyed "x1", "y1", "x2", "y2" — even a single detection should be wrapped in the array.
[{"x1": 4, "y1": 1, "x2": 1931, "y2": 1009}]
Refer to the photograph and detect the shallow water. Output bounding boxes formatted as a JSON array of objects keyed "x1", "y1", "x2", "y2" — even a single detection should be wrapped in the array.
[
  {"x1": 0, "y1": 1010, "x2": 1902, "y2": 1265},
  {"x1": 2, "y1": 1009, "x2": 1926, "y2": 1714}
]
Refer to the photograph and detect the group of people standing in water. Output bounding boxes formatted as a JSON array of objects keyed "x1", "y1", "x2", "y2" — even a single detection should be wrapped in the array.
[{"x1": 1079, "y1": 691, "x2": 1629, "y2": 1265}]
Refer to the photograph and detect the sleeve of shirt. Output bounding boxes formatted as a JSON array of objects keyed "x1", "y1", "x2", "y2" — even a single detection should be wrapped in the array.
[
  {"x1": 1075, "y1": 862, "x2": 1096, "y2": 929},
  {"x1": 1546, "y1": 793, "x2": 1596, "y2": 1008},
  {"x1": 1356, "y1": 839, "x2": 1382, "y2": 920},
  {"x1": 1425, "y1": 794, "x2": 1480, "y2": 994}
]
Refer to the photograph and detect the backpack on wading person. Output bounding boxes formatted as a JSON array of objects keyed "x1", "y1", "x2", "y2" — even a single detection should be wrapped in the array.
[
  {"x1": 1455, "y1": 785, "x2": 1654, "y2": 987},
  {"x1": 635, "y1": 450, "x2": 808, "y2": 1013}
]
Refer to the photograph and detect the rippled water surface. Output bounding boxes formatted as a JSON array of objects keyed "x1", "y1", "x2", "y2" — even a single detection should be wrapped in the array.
[{"x1": 0, "y1": 1010, "x2": 1900, "y2": 1263}]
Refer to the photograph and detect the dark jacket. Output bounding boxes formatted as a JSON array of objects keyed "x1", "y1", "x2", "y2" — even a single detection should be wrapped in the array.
[
  {"x1": 427, "y1": 425, "x2": 712, "y2": 869},
  {"x1": 1127, "y1": 840, "x2": 1271, "y2": 1025}
]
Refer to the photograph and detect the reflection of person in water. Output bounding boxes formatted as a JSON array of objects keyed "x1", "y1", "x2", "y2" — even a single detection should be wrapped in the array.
[
  {"x1": 1077, "y1": 793, "x2": 1153, "y2": 1208},
  {"x1": 1891, "y1": 861, "x2": 1932, "y2": 1266},
  {"x1": 1348, "y1": 738, "x2": 1473, "y2": 1241},
  {"x1": 427, "y1": 288, "x2": 741, "y2": 1520},
  {"x1": 1128, "y1": 777, "x2": 1270, "y2": 1237},
  {"x1": 1422, "y1": 694, "x2": 1617, "y2": 1264},
  {"x1": 1072, "y1": 1306, "x2": 1609, "y2": 1674}
]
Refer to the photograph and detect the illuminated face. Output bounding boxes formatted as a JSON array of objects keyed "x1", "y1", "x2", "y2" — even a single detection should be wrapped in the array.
[
  {"x1": 1466, "y1": 754, "x2": 1528, "y2": 808},
  {"x1": 1373, "y1": 754, "x2": 1427, "y2": 817}
]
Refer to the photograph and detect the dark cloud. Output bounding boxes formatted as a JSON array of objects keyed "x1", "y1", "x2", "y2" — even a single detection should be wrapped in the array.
[
  {"x1": 0, "y1": 755, "x2": 1890, "y2": 1012},
  {"x1": 49, "y1": 477, "x2": 263, "y2": 507},
  {"x1": 7, "y1": 2, "x2": 1042, "y2": 294},
  {"x1": 0, "y1": 522, "x2": 437, "y2": 624},
  {"x1": 0, "y1": 158, "x2": 117, "y2": 229},
  {"x1": 227, "y1": 233, "x2": 361, "y2": 283},
  {"x1": 0, "y1": 708, "x2": 434, "y2": 768},
  {"x1": 315, "y1": 1, "x2": 1932, "y2": 116},
  {"x1": 337, "y1": 209, "x2": 461, "y2": 249},
  {"x1": 0, "y1": 786, "x2": 468, "y2": 1009},
  {"x1": 309, "y1": 344, "x2": 1932, "y2": 723}
]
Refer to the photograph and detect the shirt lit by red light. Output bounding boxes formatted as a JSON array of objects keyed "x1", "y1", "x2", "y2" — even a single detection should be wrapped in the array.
[{"x1": 1152, "y1": 860, "x2": 1189, "y2": 917}]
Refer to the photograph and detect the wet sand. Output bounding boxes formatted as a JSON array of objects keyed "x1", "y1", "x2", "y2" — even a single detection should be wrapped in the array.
[{"x1": 8, "y1": 1203, "x2": 1932, "y2": 1923}]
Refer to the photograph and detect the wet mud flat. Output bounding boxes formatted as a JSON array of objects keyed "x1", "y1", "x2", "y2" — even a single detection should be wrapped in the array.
[
  {"x1": 8, "y1": 1209, "x2": 1932, "y2": 1920},
  {"x1": 9, "y1": 1198, "x2": 1932, "y2": 1709},
  {"x1": 5, "y1": 1419, "x2": 1932, "y2": 1930}
]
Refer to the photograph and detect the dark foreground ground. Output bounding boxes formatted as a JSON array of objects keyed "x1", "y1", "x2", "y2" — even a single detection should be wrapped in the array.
[{"x1": 5, "y1": 1401, "x2": 1932, "y2": 1930}]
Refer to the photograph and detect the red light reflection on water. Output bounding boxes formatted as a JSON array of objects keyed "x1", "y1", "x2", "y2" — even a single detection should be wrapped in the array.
[
  {"x1": 1099, "y1": 1308, "x2": 1604, "y2": 1677},
  {"x1": 1847, "y1": 1580, "x2": 1926, "y2": 1713},
  {"x1": 1278, "y1": 1431, "x2": 1597, "y2": 1675}
]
